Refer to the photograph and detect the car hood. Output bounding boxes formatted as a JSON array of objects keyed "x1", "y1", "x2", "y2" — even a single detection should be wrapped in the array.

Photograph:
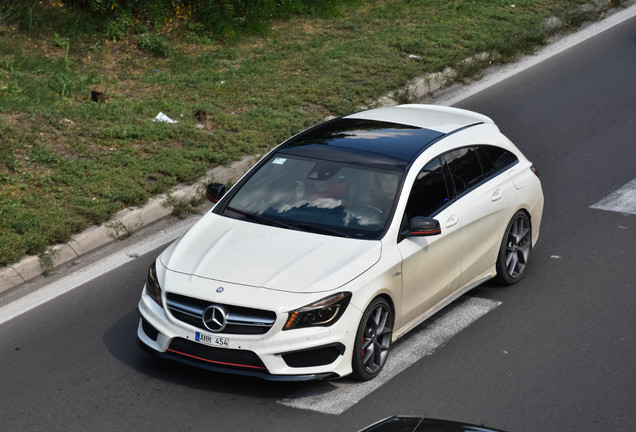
[{"x1": 159, "y1": 213, "x2": 381, "y2": 294}]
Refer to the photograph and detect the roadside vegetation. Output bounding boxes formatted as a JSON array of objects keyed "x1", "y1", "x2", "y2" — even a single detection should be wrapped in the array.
[{"x1": 0, "y1": 0, "x2": 625, "y2": 267}]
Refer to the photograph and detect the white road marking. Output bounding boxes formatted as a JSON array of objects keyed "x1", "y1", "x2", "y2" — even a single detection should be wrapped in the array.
[
  {"x1": 278, "y1": 296, "x2": 501, "y2": 415},
  {"x1": 590, "y1": 179, "x2": 636, "y2": 215},
  {"x1": 0, "y1": 218, "x2": 195, "y2": 326}
]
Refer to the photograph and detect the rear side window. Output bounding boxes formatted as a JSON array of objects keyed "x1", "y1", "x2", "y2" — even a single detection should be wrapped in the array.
[
  {"x1": 444, "y1": 147, "x2": 484, "y2": 196},
  {"x1": 478, "y1": 145, "x2": 518, "y2": 177}
]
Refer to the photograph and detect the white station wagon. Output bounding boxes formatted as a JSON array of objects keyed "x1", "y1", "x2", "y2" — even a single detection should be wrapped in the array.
[{"x1": 137, "y1": 104, "x2": 544, "y2": 381}]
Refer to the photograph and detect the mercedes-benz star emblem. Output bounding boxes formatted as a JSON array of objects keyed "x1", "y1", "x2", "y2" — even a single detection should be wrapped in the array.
[{"x1": 202, "y1": 305, "x2": 227, "y2": 332}]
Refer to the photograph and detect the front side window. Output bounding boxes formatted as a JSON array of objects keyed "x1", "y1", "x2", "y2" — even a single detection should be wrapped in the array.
[
  {"x1": 405, "y1": 157, "x2": 451, "y2": 219},
  {"x1": 223, "y1": 153, "x2": 402, "y2": 239}
]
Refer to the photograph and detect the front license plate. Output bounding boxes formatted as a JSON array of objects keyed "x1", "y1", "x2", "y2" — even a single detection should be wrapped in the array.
[{"x1": 195, "y1": 331, "x2": 229, "y2": 348}]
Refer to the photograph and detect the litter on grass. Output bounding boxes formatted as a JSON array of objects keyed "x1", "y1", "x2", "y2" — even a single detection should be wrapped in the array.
[{"x1": 153, "y1": 112, "x2": 178, "y2": 124}]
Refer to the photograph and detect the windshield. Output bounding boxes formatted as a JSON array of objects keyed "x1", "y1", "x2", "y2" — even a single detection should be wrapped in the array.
[{"x1": 223, "y1": 153, "x2": 402, "y2": 239}]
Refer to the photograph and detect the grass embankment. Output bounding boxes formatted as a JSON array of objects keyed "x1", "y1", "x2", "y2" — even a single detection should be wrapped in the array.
[{"x1": 0, "y1": 0, "x2": 621, "y2": 267}]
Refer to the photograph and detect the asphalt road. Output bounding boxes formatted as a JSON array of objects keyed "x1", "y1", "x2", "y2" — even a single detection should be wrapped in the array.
[{"x1": 2, "y1": 11, "x2": 635, "y2": 432}]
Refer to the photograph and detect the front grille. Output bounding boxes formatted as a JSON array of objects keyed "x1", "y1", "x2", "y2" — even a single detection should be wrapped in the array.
[
  {"x1": 166, "y1": 293, "x2": 277, "y2": 335},
  {"x1": 167, "y1": 338, "x2": 268, "y2": 372}
]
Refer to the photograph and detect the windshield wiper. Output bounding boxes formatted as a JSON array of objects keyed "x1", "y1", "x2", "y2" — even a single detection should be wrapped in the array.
[
  {"x1": 226, "y1": 207, "x2": 347, "y2": 237},
  {"x1": 288, "y1": 222, "x2": 348, "y2": 238},
  {"x1": 226, "y1": 207, "x2": 291, "y2": 229}
]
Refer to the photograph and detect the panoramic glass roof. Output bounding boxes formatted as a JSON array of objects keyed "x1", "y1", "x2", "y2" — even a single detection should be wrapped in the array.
[{"x1": 280, "y1": 118, "x2": 445, "y2": 168}]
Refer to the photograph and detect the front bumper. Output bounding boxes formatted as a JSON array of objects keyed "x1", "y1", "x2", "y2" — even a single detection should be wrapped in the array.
[{"x1": 136, "y1": 289, "x2": 360, "y2": 380}]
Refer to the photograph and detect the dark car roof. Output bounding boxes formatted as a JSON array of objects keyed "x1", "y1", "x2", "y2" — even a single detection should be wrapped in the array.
[
  {"x1": 359, "y1": 416, "x2": 508, "y2": 432},
  {"x1": 278, "y1": 105, "x2": 491, "y2": 171},
  {"x1": 279, "y1": 118, "x2": 444, "y2": 171}
]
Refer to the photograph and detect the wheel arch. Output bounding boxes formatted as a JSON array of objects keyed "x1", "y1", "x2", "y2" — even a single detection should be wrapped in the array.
[{"x1": 354, "y1": 290, "x2": 396, "y2": 318}]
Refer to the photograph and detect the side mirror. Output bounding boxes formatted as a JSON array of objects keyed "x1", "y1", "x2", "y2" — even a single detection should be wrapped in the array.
[
  {"x1": 206, "y1": 183, "x2": 226, "y2": 203},
  {"x1": 404, "y1": 216, "x2": 441, "y2": 237}
]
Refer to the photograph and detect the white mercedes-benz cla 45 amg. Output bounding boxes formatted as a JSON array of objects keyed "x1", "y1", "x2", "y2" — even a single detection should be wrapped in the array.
[{"x1": 137, "y1": 104, "x2": 544, "y2": 381}]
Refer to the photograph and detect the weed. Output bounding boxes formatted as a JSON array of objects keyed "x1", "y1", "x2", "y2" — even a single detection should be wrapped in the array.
[
  {"x1": 38, "y1": 247, "x2": 58, "y2": 276},
  {"x1": 106, "y1": 220, "x2": 134, "y2": 240},
  {"x1": 53, "y1": 33, "x2": 70, "y2": 69},
  {"x1": 105, "y1": 10, "x2": 133, "y2": 41},
  {"x1": 0, "y1": 80, "x2": 23, "y2": 95},
  {"x1": 164, "y1": 192, "x2": 203, "y2": 219},
  {"x1": 137, "y1": 33, "x2": 173, "y2": 57},
  {"x1": 393, "y1": 84, "x2": 417, "y2": 105}
]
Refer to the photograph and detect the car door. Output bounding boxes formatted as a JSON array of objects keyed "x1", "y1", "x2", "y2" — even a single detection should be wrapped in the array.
[
  {"x1": 444, "y1": 146, "x2": 516, "y2": 288},
  {"x1": 397, "y1": 157, "x2": 462, "y2": 330}
]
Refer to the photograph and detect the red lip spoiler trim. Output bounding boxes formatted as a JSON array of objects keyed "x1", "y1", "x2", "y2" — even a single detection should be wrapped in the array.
[
  {"x1": 410, "y1": 229, "x2": 441, "y2": 235},
  {"x1": 167, "y1": 348, "x2": 268, "y2": 370}
]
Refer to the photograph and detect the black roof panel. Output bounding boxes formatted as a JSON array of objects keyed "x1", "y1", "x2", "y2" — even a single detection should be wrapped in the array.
[{"x1": 281, "y1": 118, "x2": 445, "y2": 165}]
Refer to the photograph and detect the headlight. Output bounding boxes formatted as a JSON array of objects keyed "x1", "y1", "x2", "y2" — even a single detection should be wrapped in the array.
[
  {"x1": 283, "y1": 292, "x2": 352, "y2": 331},
  {"x1": 144, "y1": 261, "x2": 162, "y2": 306}
]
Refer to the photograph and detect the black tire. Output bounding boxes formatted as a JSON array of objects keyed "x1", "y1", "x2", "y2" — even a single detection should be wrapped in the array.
[
  {"x1": 351, "y1": 297, "x2": 394, "y2": 381},
  {"x1": 495, "y1": 211, "x2": 532, "y2": 285}
]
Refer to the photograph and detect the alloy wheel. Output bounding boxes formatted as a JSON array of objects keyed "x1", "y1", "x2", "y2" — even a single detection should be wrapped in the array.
[
  {"x1": 360, "y1": 301, "x2": 392, "y2": 375},
  {"x1": 504, "y1": 213, "x2": 531, "y2": 279}
]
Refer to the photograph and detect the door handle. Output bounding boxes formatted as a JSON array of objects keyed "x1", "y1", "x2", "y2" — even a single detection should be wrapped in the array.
[
  {"x1": 446, "y1": 215, "x2": 459, "y2": 228},
  {"x1": 491, "y1": 189, "x2": 503, "y2": 202}
]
